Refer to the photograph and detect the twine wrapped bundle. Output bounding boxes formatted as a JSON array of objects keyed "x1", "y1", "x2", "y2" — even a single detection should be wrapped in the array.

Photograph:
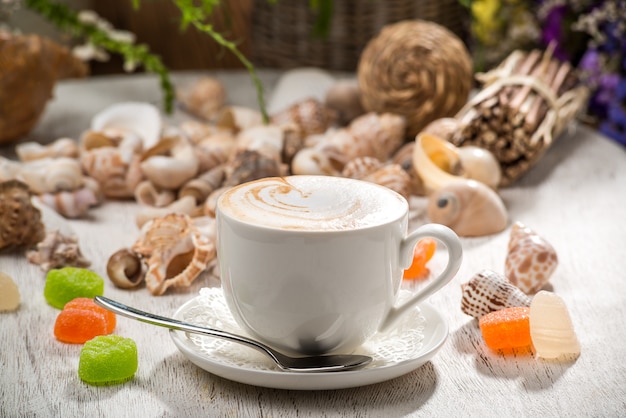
[
  {"x1": 357, "y1": 20, "x2": 473, "y2": 138},
  {"x1": 451, "y1": 46, "x2": 589, "y2": 186}
]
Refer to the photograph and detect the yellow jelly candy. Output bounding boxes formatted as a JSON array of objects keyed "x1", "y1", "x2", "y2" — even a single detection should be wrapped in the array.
[{"x1": 0, "y1": 272, "x2": 20, "y2": 312}]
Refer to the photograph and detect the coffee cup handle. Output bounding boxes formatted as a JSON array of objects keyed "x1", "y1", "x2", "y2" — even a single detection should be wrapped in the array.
[{"x1": 378, "y1": 224, "x2": 463, "y2": 333}]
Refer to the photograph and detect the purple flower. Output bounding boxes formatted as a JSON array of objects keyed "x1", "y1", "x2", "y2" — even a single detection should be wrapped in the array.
[{"x1": 541, "y1": 4, "x2": 571, "y2": 61}]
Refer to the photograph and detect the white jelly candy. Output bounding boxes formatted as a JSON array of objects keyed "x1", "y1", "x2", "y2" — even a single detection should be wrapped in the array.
[{"x1": 529, "y1": 291, "x2": 580, "y2": 359}]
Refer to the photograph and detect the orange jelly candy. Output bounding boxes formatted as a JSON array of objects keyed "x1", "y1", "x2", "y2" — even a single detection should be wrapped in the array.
[
  {"x1": 54, "y1": 298, "x2": 116, "y2": 343},
  {"x1": 403, "y1": 238, "x2": 437, "y2": 280},
  {"x1": 479, "y1": 307, "x2": 531, "y2": 351}
]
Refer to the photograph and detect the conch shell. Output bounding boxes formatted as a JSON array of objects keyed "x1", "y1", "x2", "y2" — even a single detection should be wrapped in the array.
[
  {"x1": 505, "y1": 222, "x2": 558, "y2": 294},
  {"x1": 427, "y1": 179, "x2": 508, "y2": 237},
  {"x1": 132, "y1": 213, "x2": 216, "y2": 295},
  {"x1": 0, "y1": 32, "x2": 88, "y2": 144},
  {"x1": 0, "y1": 180, "x2": 46, "y2": 250}
]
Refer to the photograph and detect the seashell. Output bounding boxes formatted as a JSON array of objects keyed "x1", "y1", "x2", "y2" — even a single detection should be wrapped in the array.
[
  {"x1": 37, "y1": 187, "x2": 99, "y2": 218},
  {"x1": 134, "y1": 180, "x2": 177, "y2": 207},
  {"x1": 140, "y1": 136, "x2": 199, "y2": 190},
  {"x1": 195, "y1": 131, "x2": 237, "y2": 173},
  {"x1": 291, "y1": 145, "x2": 343, "y2": 176},
  {"x1": 25, "y1": 229, "x2": 90, "y2": 271},
  {"x1": 427, "y1": 179, "x2": 508, "y2": 237},
  {"x1": 460, "y1": 269, "x2": 532, "y2": 319},
  {"x1": 16, "y1": 138, "x2": 79, "y2": 161},
  {"x1": 82, "y1": 176, "x2": 105, "y2": 206},
  {"x1": 342, "y1": 112, "x2": 406, "y2": 162},
  {"x1": 18, "y1": 157, "x2": 83, "y2": 194},
  {"x1": 0, "y1": 32, "x2": 88, "y2": 144},
  {"x1": 324, "y1": 79, "x2": 365, "y2": 125},
  {"x1": 132, "y1": 213, "x2": 216, "y2": 295},
  {"x1": 91, "y1": 102, "x2": 162, "y2": 150},
  {"x1": 421, "y1": 117, "x2": 461, "y2": 141},
  {"x1": 457, "y1": 146, "x2": 502, "y2": 189},
  {"x1": 363, "y1": 164, "x2": 413, "y2": 199},
  {"x1": 81, "y1": 146, "x2": 142, "y2": 198},
  {"x1": 529, "y1": 290, "x2": 580, "y2": 359},
  {"x1": 135, "y1": 195, "x2": 198, "y2": 228},
  {"x1": 342, "y1": 156, "x2": 383, "y2": 179},
  {"x1": 0, "y1": 180, "x2": 45, "y2": 250},
  {"x1": 505, "y1": 222, "x2": 558, "y2": 294},
  {"x1": 0, "y1": 157, "x2": 22, "y2": 182},
  {"x1": 0, "y1": 271, "x2": 20, "y2": 312},
  {"x1": 236, "y1": 125, "x2": 286, "y2": 163},
  {"x1": 271, "y1": 98, "x2": 337, "y2": 137},
  {"x1": 177, "y1": 76, "x2": 227, "y2": 121},
  {"x1": 179, "y1": 120, "x2": 218, "y2": 143},
  {"x1": 216, "y1": 106, "x2": 264, "y2": 133},
  {"x1": 106, "y1": 248, "x2": 144, "y2": 289},
  {"x1": 391, "y1": 142, "x2": 426, "y2": 196},
  {"x1": 203, "y1": 187, "x2": 230, "y2": 218},
  {"x1": 179, "y1": 165, "x2": 226, "y2": 205},
  {"x1": 223, "y1": 149, "x2": 287, "y2": 188}
]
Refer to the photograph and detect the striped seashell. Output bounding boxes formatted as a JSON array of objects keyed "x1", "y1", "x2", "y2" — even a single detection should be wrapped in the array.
[
  {"x1": 271, "y1": 98, "x2": 337, "y2": 137},
  {"x1": 37, "y1": 187, "x2": 99, "y2": 219},
  {"x1": 363, "y1": 164, "x2": 413, "y2": 199},
  {"x1": 81, "y1": 146, "x2": 140, "y2": 198},
  {"x1": 347, "y1": 112, "x2": 406, "y2": 162},
  {"x1": 505, "y1": 222, "x2": 558, "y2": 294},
  {"x1": 341, "y1": 156, "x2": 383, "y2": 179},
  {"x1": 460, "y1": 269, "x2": 532, "y2": 319}
]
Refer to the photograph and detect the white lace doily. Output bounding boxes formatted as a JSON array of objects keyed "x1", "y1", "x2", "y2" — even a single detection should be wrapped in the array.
[{"x1": 181, "y1": 287, "x2": 426, "y2": 371}]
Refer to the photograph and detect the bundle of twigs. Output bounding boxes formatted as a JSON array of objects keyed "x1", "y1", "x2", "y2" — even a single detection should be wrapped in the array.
[{"x1": 451, "y1": 45, "x2": 589, "y2": 186}]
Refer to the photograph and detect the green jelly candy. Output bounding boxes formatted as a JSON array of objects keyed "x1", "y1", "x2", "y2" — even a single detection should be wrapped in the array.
[
  {"x1": 78, "y1": 335, "x2": 138, "y2": 386},
  {"x1": 44, "y1": 267, "x2": 105, "y2": 309}
]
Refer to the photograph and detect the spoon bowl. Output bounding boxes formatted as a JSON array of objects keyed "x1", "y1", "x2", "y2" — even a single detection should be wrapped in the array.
[{"x1": 94, "y1": 296, "x2": 372, "y2": 373}]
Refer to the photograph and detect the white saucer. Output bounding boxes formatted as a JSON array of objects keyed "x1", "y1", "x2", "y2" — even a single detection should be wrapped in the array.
[{"x1": 170, "y1": 288, "x2": 448, "y2": 390}]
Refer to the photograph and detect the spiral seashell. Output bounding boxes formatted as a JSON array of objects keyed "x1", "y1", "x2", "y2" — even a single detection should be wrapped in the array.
[
  {"x1": 505, "y1": 222, "x2": 558, "y2": 294},
  {"x1": 271, "y1": 98, "x2": 337, "y2": 137},
  {"x1": 177, "y1": 76, "x2": 226, "y2": 121},
  {"x1": 460, "y1": 269, "x2": 532, "y2": 319},
  {"x1": 132, "y1": 213, "x2": 216, "y2": 295},
  {"x1": 134, "y1": 180, "x2": 176, "y2": 207},
  {"x1": 26, "y1": 229, "x2": 90, "y2": 271},
  {"x1": 81, "y1": 146, "x2": 141, "y2": 198},
  {"x1": 0, "y1": 180, "x2": 45, "y2": 250},
  {"x1": 363, "y1": 164, "x2": 413, "y2": 199},
  {"x1": 179, "y1": 165, "x2": 226, "y2": 205},
  {"x1": 18, "y1": 157, "x2": 83, "y2": 194},
  {"x1": 140, "y1": 136, "x2": 199, "y2": 190},
  {"x1": 427, "y1": 179, "x2": 508, "y2": 237},
  {"x1": 16, "y1": 138, "x2": 79, "y2": 161},
  {"x1": 106, "y1": 248, "x2": 145, "y2": 289},
  {"x1": 392, "y1": 142, "x2": 426, "y2": 196},
  {"x1": 195, "y1": 131, "x2": 237, "y2": 173},
  {"x1": 135, "y1": 195, "x2": 198, "y2": 229},
  {"x1": 37, "y1": 187, "x2": 99, "y2": 219},
  {"x1": 91, "y1": 101, "x2": 162, "y2": 150},
  {"x1": 341, "y1": 156, "x2": 383, "y2": 179}
]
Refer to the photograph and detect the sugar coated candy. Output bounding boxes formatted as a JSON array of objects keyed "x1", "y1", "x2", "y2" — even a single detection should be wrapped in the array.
[
  {"x1": 78, "y1": 335, "x2": 138, "y2": 386},
  {"x1": 44, "y1": 267, "x2": 104, "y2": 309},
  {"x1": 529, "y1": 291, "x2": 580, "y2": 359},
  {"x1": 403, "y1": 238, "x2": 437, "y2": 279},
  {"x1": 0, "y1": 272, "x2": 20, "y2": 312},
  {"x1": 479, "y1": 307, "x2": 531, "y2": 351},
  {"x1": 54, "y1": 298, "x2": 116, "y2": 343}
]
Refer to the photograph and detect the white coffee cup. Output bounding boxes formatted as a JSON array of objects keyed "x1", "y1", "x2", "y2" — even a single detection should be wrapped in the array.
[{"x1": 216, "y1": 175, "x2": 462, "y2": 355}]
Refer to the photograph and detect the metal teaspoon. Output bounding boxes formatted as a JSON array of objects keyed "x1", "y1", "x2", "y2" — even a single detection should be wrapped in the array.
[{"x1": 94, "y1": 296, "x2": 372, "y2": 373}]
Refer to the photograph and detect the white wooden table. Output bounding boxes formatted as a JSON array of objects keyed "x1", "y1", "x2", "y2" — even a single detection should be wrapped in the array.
[{"x1": 1, "y1": 70, "x2": 625, "y2": 417}]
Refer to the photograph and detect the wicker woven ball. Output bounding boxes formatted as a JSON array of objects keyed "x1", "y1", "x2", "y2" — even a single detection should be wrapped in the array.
[{"x1": 357, "y1": 20, "x2": 473, "y2": 138}]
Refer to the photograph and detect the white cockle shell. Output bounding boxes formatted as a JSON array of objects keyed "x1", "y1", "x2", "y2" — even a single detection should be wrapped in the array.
[
  {"x1": 460, "y1": 269, "x2": 532, "y2": 319},
  {"x1": 91, "y1": 101, "x2": 162, "y2": 150}
]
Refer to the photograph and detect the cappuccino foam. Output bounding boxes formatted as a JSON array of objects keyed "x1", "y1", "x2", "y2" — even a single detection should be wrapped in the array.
[{"x1": 218, "y1": 176, "x2": 407, "y2": 231}]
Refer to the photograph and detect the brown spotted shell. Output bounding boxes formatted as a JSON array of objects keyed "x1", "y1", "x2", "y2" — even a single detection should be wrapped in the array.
[
  {"x1": 505, "y1": 222, "x2": 558, "y2": 294},
  {"x1": 0, "y1": 32, "x2": 88, "y2": 144},
  {"x1": 0, "y1": 180, "x2": 45, "y2": 250},
  {"x1": 460, "y1": 269, "x2": 532, "y2": 319}
]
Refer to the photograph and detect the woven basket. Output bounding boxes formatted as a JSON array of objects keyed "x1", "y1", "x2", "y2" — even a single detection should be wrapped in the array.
[{"x1": 251, "y1": 0, "x2": 469, "y2": 71}]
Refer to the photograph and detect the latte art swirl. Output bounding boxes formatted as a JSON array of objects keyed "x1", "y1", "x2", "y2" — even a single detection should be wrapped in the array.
[{"x1": 219, "y1": 176, "x2": 407, "y2": 231}]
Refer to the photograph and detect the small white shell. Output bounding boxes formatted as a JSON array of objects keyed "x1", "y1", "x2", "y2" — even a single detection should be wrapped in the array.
[
  {"x1": 529, "y1": 291, "x2": 580, "y2": 359},
  {"x1": 18, "y1": 157, "x2": 83, "y2": 194},
  {"x1": 16, "y1": 138, "x2": 79, "y2": 161},
  {"x1": 134, "y1": 180, "x2": 176, "y2": 207},
  {"x1": 135, "y1": 195, "x2": 198, "y2": 228},
  {"x1": 140, "y1": 137, "x2": 199, "y2": 190},
  {"x1": 37, "y1": 187, "x2": 99, "y2": 218},
  {"x1": 460, "y1": 269, "x2": 532, "y2": 319},
  {"x1": 291, "y1": 147, "x2": 341, "y2": 176},
  {"x1": 91, "y1": 101, "x2": 162, "y2": 150}
]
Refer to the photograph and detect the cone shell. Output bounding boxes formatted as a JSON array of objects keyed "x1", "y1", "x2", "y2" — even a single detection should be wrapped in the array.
[
  {"x1": 461, "y1": 269, "x2": 532, "y2": 319},
  {"x1": 0, "y1": 180, "x2": 45, "y2": 250},
  {"x1": 505, "y1": 222, "x2": 558, "y2": 294}
]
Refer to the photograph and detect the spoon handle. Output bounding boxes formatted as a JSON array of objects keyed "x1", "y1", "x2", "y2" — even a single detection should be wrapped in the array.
[{"x1": 94, "y1": 296, "x2": 280, "y2": 362}]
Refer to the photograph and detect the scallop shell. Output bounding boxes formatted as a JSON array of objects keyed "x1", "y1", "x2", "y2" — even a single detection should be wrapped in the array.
[
  {"x1": 271, "y1": 98, "x2": 337, "y2": 137},
  {"x1": 18, "y1": 157, "x2": 84, "y2": 194},
  {"x1": 36, "y1": 187, "x2": 99, "y2": 218},
  {"x1": 26, "y1": 229, "x2": 90, "y2": 271},
  {"x1": 16, "y1": 138, "x2": 80, "y2": 161},
  {"x1": 460, "y1": 269, "x2": 532, "y2": 319},
  {"x1": 505, "y1": 222, "x2": 558, "y2": 294},
  {"x1": 106, "y1": 248, "x2": 144, "y2": 289},
  {"x1": 0, "y1": 180, "x2": 45, "y2": 250},
  {"x1": 177, "y1": 76, "x2": 226, "y2": 121},
  {"x1": 132, "y1": 213, "x2": 216, "y2": 295},
  {"x1": 0, "y1": 32, "x2": 88, "y2": 144},
  {"x1": 140, "y1": 136, "x2": 199, "y2": 190},
  {"x1": 91, "y1": 102, "x2": 162, "y2": 150},
  {"x1": 427, "y1": 179, "x2": 508, "y2": 237}
]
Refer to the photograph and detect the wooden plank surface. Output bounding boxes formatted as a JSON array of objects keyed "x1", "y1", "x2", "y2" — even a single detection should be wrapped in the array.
[{"x1": 1, "y1": 70, "x2": 625, "y2": 417}]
